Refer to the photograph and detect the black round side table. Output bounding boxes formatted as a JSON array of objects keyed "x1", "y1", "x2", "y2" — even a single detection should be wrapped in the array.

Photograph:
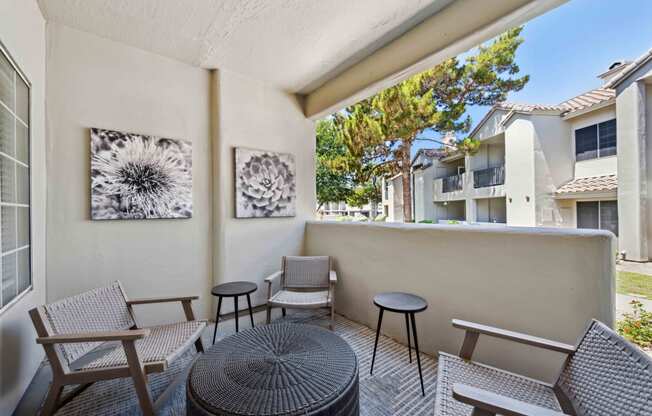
[
  {"x1": 211, "y1": 281, "x2": 257, "y2": 344},
  {"x1": 370, "y1": 292, "x2": 428, "y2": 396}
]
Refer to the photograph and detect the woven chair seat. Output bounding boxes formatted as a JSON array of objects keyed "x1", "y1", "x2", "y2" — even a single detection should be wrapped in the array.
[
  {"x1": 435, "y1": 352, "x2": 562, "y2": 416},
  {"x1": 269, "y1": 289, "x2": 330, "y2": 308},
  {"x1": 82, "y1": 320, "x2": 206, "y2": 370}
]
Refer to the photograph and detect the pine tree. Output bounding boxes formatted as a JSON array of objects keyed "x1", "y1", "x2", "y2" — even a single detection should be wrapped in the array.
[{"x1": 334, "y1": 27, "x2": 529, "y2": 222}]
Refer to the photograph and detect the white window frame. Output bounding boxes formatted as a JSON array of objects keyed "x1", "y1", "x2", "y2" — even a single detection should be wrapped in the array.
[{"x1": 0, "y1": 39, "x2": 32, "y2": 315}]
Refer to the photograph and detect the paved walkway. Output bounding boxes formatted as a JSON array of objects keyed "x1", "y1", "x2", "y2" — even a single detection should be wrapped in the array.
[
  {"x1": 616, "y1": 261, "x2": 652, "y2": 317},
  {"x1": 617, "y1": 260, "x2": 652, "y2": 275},
  {"x1": 616, "y1": 293, "x2": 652, "y2": 319}
]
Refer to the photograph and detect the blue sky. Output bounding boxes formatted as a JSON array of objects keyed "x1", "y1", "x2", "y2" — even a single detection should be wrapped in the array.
[{"x1": 414, "y1": 0, "x2": 652, "y2": 154}]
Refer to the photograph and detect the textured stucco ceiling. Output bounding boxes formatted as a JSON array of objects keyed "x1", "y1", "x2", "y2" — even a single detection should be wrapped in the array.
[{"x1": 37, "y1": 0, "x2": 453, "y2": 93}]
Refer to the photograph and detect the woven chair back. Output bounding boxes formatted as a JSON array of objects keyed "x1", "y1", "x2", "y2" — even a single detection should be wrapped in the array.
[
  {"x1": 42, "y1": 281, "x2": 135, "y2": 364},
  {"x1": 283, "y1": 256, "x2": 330, "y2": 289},
  {"x1": 556, "y1": 320, "x2": 652, "y2": 415}
]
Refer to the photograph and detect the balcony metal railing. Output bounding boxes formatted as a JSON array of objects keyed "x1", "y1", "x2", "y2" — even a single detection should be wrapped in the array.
[
  {"x1": 441, "y1": 174, "x2": 464, "y2": 193},
  {"x1": 473, "y1": 165, "x2": 505, "y2": 188}
]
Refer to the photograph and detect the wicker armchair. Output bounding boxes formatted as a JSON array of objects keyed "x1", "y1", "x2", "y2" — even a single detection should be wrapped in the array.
[
  {"x1": 435, "y1": 319, "x2": 652, "y2": 415},
  {"x1": 29, "y1": 281, "x2": 206, "y2": 416},
  {"x1": 265, "y1": 256, "x2": 337, "y2": 329}
]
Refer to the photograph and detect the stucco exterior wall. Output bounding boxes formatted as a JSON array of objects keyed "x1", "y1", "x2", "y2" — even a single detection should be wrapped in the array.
[
  {"x1": 213, "y1": 69, "x2": 315, "y2": 311},
  {"x1": 386, "y1": 175, "x2": 404, "y2": 222},
  {"x1": 530, "y1": 114, "x2": 573, "y2": 227},
  {"x1": 504, "y1": 118, "x2": 536, "y2": 225},
  {"x1": 413, "y1": 165, "x2": 434, "y2": 222},
  {"x1": 616, "y1": 81, "x2": 647, "y2": 261},
  {"x1": 647, "y1": 83, "x2": 652, "y2": 260},
  {"x1": 0, "y1": 1, "x2": 47, "y2": 414},
  {"x1": 305, "y1": 221, "x2": 615, "y2": 382}
]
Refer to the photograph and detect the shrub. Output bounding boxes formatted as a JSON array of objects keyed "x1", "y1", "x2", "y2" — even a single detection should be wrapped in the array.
[
  {"x1": 618, "y1": 300, "x2": 652, "y2": 349},
  {"x1": 418, "y1": 220, "x2": 433, "y2": 224},
  {"x1": 374, "y1": 215, "x2": 387, "y2": 222}
]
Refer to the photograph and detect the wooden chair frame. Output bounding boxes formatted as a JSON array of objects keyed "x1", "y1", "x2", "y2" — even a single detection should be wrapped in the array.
[
  {"x1": 448, "y1": 319, "x2": 577, "y2": 416},
  {"x1": 29, "y1": 283, "x2": 204, "y2": 416},
  {"x1": 265, "y1": 256, "x2": 337, "y2": 329}
]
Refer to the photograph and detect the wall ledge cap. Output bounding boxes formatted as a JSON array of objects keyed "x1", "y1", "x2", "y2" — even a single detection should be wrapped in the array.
[{"x1": 307, "y1": 220, "x2": 615, "y2": 240}]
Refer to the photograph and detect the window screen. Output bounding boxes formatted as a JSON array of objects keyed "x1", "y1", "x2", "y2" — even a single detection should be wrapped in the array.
[
  {"x1": 0, "y1": 47, "x2": 30, "y2": 311},
  {"x1": 599, "y1": 200, "x2": 618, "y2": 236},
  {"x1": 598, "y1": 119, "x2": 617, "y2": 157},
  {"x1": 577, "y1": 201, "x2": 599, "y2": 229},
  {"x1": 575, "y1": 125, "x2": 598, "y2": 161},
  {"x1": 577, "y1": 201, "x2": 618, "y2": 236}
]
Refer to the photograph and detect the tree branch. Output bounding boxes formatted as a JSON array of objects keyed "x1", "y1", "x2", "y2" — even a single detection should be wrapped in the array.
[{"x1": 414, "y1": 137, "x2": 457, "y2": 148}]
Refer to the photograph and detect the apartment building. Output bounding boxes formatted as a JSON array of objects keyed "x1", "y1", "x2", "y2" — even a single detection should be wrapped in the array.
[
  {"x1": 318, "y1": 201, "x2": 382, "y2": 219},
  {"x1": 383, "y1": 50, "x2": 652, "y2": 261}
]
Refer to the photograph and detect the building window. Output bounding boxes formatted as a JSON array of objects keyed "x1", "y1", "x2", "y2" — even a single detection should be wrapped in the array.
[
  {"x1": 577, "y1": 201, "x2": 618, "y2": 236},
  {"x1": 575, "y1": 119, "x2": 617, "y2": 161},
  {"x1": 383, "y1": 180, "x2": 389, "y2": 200},
  {"x1": 0, "y1": 44, "x2": 31, "y2": 312}
]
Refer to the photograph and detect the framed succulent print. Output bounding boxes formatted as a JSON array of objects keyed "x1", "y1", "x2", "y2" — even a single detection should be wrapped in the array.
[{"x1": 234, "y1": 147, "x2": 296, "y2": 218}]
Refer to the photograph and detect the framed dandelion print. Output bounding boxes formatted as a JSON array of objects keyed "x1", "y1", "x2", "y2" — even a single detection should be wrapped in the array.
[
  {"x1": 90, "y1": 128, "x2": 192, "y2": 220},
  {"x1": 235, "y1": 147, "x2": 296, "y2": 218}
]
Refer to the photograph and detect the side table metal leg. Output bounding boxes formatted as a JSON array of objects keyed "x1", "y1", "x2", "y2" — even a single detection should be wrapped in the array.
[
  {"x1": 246, "y1": 294, "x2": 255, "y2": 328},
  {"x1": 410, "y1": 313, "x2": 425, "y2": 396},
  {"x1": 212, "y1": 296, "x2": 222, "y2": 345},
  {"x1": 370, "y1": 308, "x2": 384, "y2": 375},
  {"x1": 405, "y1": 313, "x2": 412, "y2": 363},
  {"x1": 234, "y1": 296, "x2": 239, "y2": 333}
]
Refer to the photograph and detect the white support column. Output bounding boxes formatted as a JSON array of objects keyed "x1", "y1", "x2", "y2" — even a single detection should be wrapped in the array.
[
  {"x1": 616, "y1": 81, "x2": 648, "y2": 261},
  {"x1": 466, "y1": 199, "x2": 476, "y2": 223}
]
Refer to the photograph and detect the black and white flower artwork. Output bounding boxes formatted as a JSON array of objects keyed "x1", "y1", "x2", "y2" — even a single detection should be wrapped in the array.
[
  {"x1": 90, "y1": 128, "x2": 192, "y2": 220},
  {"x1": 235, "y1": 148, "x2": 296, "y2": 218}
]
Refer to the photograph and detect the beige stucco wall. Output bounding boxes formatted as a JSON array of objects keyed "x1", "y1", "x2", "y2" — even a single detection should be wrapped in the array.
[
  {"x1": 386, "y1": 175, "x2": 403, "y2": 222},
  {"x1": 212, "y1": 69, "x2": 315, "y2": 312},
  {"x1": 305, "y1": 221, "x2": 615, "y2": 382},
  {"x1": 45, "y1": 24, "x2": 213, "y2": 325},
  {"x1": 413, "y1": 166, "x2": 434, "y2": 222},
  {"x1": 647, "y1": 82, "x2": 652, "y2": 260},
  {"x1": 616, "y1": 81, "x2": 647, "y2": 261},
  {"x1": 505, "y1": 118, "x2": 536, "y2": 225},
  {"x1": 530, "y1": 114, "x2": 573, "y2": 227},
  {"x1": 0, "y1": 1, "x2": 47, "y2": 414}
]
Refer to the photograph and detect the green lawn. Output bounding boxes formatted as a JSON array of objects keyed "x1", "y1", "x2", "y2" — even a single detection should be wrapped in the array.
[{"x1": 618, "y1": 271, "x2": 652, "y2": 299}]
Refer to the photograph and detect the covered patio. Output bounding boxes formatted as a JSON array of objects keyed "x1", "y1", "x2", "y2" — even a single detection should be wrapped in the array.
[{"x1": 0, "y1": 0, "x2": 641, "y2": 415}]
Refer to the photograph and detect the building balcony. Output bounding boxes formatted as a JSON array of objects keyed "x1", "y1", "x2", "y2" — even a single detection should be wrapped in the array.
[
  {"x1": 442, "y1": 174, "x2": 464, "y2": 193},
  {"x1": 15, "y1": 221, "x2": 620, "y2": 415},
  {"x1": 473, "y1": 165, "x2": 505, "y2": 188}
]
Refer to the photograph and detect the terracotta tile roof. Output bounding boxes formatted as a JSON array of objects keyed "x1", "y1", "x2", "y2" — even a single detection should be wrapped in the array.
[
  {"x1": 558, "y1": 88, "x2": 615, "y2": 116},
  {"x1": 555, "y1": 174, "x2": 617, "y2": 195},
  {"x1": 605, "y1": 48, "x2": 652, "y2": 88},
  {"x1": 495, "y1": 102, "x2": 565, "y2": 112}
]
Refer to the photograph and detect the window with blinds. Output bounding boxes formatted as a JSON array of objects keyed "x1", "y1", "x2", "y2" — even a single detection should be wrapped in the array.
[
  {"x1": 575, "y1": 119, "x2": 617, "y2": 161},
  {"x1": 0, "y1": 44, "x2": 31, "y2": 312}
]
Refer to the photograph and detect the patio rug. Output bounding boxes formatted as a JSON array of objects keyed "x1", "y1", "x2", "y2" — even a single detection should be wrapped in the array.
[{"x1": 47, "y1": 311, "x2": 437, "y2": 415}]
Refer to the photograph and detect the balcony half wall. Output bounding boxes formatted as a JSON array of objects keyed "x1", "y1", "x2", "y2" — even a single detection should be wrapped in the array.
[{"x1": 305, "y1": 221, "x2": 615, "y2": 382}]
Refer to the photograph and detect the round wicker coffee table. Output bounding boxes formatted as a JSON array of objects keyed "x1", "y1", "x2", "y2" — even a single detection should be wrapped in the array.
[{"x1": 187, "y1": 323, "x2": 359, "y2": 416}]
